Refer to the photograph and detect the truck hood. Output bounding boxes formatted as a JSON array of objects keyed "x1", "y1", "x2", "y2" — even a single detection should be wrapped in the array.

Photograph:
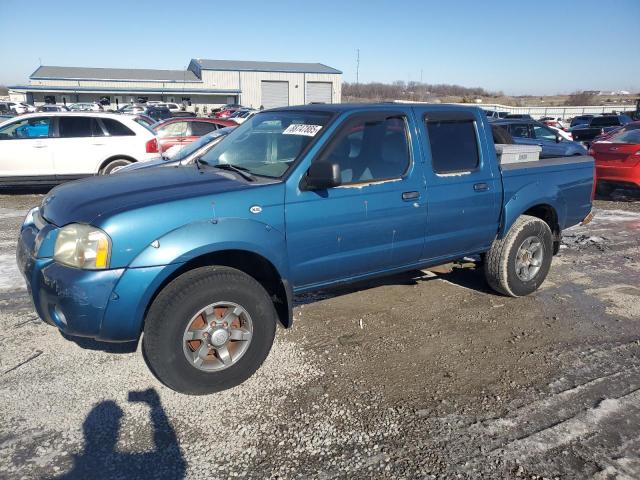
[{"x1": 41, "y1": 165, "x2": 251, "y2": 226}]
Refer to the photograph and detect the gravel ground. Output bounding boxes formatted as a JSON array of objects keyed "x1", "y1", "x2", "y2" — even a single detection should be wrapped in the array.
[{"x1": 0, "y1": 188, "x2": 639, "y2": 480}]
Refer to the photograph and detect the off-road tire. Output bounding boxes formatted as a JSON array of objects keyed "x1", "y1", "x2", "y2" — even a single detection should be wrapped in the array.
[
  {"x1": 100, "y1": 158, "x2": 132, "y2": 175},
  {"x1": 484, "y1": 215, "x2": 553, "y2": 297},
  {"x1": 142, "y1": 266, "x2": 277, "y2": 395}
]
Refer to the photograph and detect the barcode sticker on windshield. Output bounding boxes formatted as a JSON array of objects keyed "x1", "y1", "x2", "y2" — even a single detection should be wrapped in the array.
[{"x1": 283, "y1": 124, "x2": 323, "y2": 136}]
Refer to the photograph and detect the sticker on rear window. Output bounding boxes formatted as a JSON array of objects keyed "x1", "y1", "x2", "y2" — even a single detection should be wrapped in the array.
[{"x1": 283, "y1": 124, "x2": 323, "y2": 136}]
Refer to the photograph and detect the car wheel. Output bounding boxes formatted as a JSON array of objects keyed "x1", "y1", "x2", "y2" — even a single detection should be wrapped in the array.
[
  {"x1": 100, "y1": 158, "x2": 132, "y2": 175},
  {"x1": 142, "y1": 266, "x2": 277, "y2": 395},
  {"x1": 596, "y1": 182, "x2": 614, "y2": 197},
  {"x1": 484, "y1": 215, "x2": 553, "y2": 297}
]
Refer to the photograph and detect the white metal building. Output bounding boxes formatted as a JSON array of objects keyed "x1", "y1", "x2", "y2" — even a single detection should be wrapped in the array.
[{"x1": 8, "y1": 59, "x2": 342, "y2": 112}]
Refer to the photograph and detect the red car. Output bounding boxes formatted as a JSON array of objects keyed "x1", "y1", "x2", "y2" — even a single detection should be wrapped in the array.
[
  {"x1": 590, "y1": 126, "x2": 640, "y2": 194},
  {"x1": 592, "y1": 120, "x2": 640, "y2": 143},
  {"x1": 152, "y1": 117, "x2": 235, "y2": 152}
]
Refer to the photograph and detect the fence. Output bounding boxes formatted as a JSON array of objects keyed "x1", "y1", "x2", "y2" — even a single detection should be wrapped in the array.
[{"x1": 395, "y1": 100, "x2": 636, "y2": 120}]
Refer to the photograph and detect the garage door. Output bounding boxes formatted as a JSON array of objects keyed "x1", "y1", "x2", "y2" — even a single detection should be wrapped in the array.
[
  {"x1": 261, "y1": 81, "x2": 289, "y2": 109},
  {"x1": 306, "y1": 82, "x2": 332, "y2": 104}
]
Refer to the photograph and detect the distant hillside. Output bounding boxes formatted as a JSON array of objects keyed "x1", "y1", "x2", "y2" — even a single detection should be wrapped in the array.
[{"x1": 342, "y1": 81, "x2": 501, "y2": 103}]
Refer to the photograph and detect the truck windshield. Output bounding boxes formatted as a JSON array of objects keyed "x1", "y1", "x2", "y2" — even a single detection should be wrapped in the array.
[{"x1": 198, "y1": 111, "x2": 332, "y2": 178}]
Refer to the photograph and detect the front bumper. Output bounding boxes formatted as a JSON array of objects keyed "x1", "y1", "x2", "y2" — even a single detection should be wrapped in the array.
[{"x1": 17, "y1": 227, "x2": 125, "y2": 338}]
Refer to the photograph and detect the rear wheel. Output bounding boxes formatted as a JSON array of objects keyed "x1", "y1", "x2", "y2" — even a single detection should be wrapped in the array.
[
  {"x1": 484, "y1": 215, "x2": 553, "y2": 297},
  {"x1": 100, "y1": 158, "x2": 132, "y2": 175},
  {"x1": 142, "y1": 266, "x2": 277, "y2": 395}
]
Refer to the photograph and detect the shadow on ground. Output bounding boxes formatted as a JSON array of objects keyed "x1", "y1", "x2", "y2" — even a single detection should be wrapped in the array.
[{"x1": 55, "y1": 388, "x2": 186, "y2": 480}]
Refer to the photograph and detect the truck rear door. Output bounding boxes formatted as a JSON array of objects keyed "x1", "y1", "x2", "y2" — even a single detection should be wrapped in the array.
[{"x1": 414, "y1": 108, "x2": 502, "y2": 260}]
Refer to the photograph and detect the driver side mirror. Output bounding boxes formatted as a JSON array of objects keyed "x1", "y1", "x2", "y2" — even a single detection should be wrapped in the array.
[
  {"x1": 555, "y1": 134, "x2": 562, "y2": 143},
  {"x1": 303, "y1": 161, "x2": 341, "y2": 190}
]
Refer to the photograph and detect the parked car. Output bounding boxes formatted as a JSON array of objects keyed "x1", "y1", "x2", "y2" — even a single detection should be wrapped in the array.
[
  {"x1": 117, "y1": 126, "x2": 236, "y2": 173},
  {"x1": 591, "y1": 120, "x2": 640, "y2": 143},
  {"x1": 590, "y1": 128, "x2": 640, "y2": 194},
  {"x1": 570, "y1": 114, "x2": 633, "y2": 145},
  {"x1": 548, "y1": 125, "x2": 573, "y2": 141},
  {"x1": 170, "y1": 111, "x2": 197, "y2": 118},
  {"x1": 131, "y1": 114, "x2": 157, "y2": 129},
  {"x1": 210, "y1": 103, "x2": 242, "y2": 115},
  {"x1": 17, "y1": 104, "x2": 594, "y2": 394},
  {"x1": 212, "y1": 105, "x2": 243, "y2": 119},
  {"x1": 144, "y1": 106, "x2": 172, "y2": 122},
  {"x1": 569, "y1": 115, "x2": 594, "y2": 128},
  {"x1": 0, "y1": 103, "x2": 17, "y2": 117},
  {"x1": 484, "y1": 110, "x2": 508, "y2": 119},
  {"x1": 504, "y1": 114, "x2": 533, "y2": 120},
  {"x1": 118, "y1": 104, "x2": 146, "y2": 115},
  {"x1": 491, "y1": 119, "x2": 587, "y2": 157},
  {"x1": 0, "y1": 112, "x2": 159, "y2": 186},
  {"x1": 36, "y1": 105, "x2": 70, "y2": 112},
  {"x1": 152, "y1": 117, "x2": 235, "y2": 152},
  {"x1": 539, "y1": 117, "x2": 567, "y2": 130},
  {"x1": 0, "y1": 102, "x2": 32, "y2": 114},
  {"x1": 228, "y1": 108, "x2": 258, "y2": 125},
  {"x1": 69, "y1": 102, "x2": 103, "y2": 112}
]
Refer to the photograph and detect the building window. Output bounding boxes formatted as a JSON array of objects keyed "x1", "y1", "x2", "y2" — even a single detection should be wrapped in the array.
[
  {"x1": 181, "y1": 97, "x2": 191, "y2": 106},
  {"x1": 44, "y1": 95, "x2": 56, "y2": 104}
]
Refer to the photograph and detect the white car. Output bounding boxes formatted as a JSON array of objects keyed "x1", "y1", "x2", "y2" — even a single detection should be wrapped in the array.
[
  {"x1": 0, "y1": 112, "x2": 159, "y2": 186},
  {"x1": 0, "y1": 102, "x2": 35, "y2": 114},
  {"x1": 69, "y1": 102, "x2": 103, "y2": 112},
  {"x1": 548, "y1": 125, "x2": 573, "y2": 141}
]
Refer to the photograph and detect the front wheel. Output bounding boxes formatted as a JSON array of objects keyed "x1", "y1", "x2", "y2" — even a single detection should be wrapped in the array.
[
  {"x1": 484, "y1": 215, "x2": 553, "y2": 297},
  {"x1": 142, "y1": 266, "x2": 277, "y2": 395}
]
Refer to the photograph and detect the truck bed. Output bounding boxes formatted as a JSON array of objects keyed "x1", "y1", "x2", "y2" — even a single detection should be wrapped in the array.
[{"x1": 500, "y1": 155, "x2": 594, "y2": 231}]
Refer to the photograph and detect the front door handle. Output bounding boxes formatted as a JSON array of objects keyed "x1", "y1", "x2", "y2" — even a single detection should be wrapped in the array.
[
  {"x1": 473, "y1": 182, "x2": 489, "y2": 192},
  {"x1": 402, "y1": 191, "x2": 420, "y2": 201}
]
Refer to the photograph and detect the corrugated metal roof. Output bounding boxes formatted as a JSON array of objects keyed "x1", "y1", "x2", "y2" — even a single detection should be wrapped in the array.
[
  {"x1": 30, "y1": 66, "x2": 200, "y2": 82},
  {"x1": 193, "y1": 59, "x2": 342, "y2": 74}
]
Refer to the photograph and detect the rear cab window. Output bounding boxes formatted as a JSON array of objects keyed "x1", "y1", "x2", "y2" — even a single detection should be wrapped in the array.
[{"x1": 424, "y1": 114, "x2": 480, "y2": 174}]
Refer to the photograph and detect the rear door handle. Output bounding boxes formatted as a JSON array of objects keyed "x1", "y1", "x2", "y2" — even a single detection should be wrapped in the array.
[
  {"x1": 473, "y1": 182, "x2": 489, "y2": 192},
  {"x1": 402, "y1": 191, "x2": 420, "y2": 201}
]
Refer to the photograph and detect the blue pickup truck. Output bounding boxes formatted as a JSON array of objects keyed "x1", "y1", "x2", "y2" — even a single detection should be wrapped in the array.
[{"x1": 17, "y1": 104, "x2": 594, "y2": 394}]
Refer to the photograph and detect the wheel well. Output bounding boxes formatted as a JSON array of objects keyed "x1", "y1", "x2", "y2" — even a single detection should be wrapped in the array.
[
  {"x1": 98, "y1": 155, "x2": 137, "y2": 172},
  {"x1": 148, "y1": 250, "x2": 291, "y2": 329},
  {"x1": 523, "y1": 204, "x2": 561, "y2": 254}
]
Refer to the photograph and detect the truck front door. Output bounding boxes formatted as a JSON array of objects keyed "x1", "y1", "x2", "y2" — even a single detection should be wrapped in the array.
[
  {"x1": 285, "y1": 111, "x2": 427, "y2": 288},
  {"x1": 415, "y1": 109, "x2": 502, "y2": 261}
]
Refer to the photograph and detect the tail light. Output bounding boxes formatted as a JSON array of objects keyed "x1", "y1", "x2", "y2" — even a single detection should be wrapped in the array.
[{"x1": 145, "y1": 138, "x2": 159, "y2": 153}]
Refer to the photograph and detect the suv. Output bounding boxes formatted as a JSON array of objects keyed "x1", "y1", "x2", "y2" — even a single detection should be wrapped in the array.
[
  {"x1": 570, "y1": 114, "x2": 634, "y2": 144},
  {"x1": 0, "y1": 113, "x2": 159, "y2": 186}
]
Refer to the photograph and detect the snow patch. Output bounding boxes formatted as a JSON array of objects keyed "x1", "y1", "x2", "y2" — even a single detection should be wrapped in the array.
[
  {"x1": 0, "y1": 253, "x2": 25, "y2": 291},
  {"x1": 0, "y1": 207, "x2": 28, "y2": 220}
]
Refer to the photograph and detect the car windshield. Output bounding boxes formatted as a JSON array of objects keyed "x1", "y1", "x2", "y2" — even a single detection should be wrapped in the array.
[
  {"x1": 197, "y1": 111, "x2": 332, "y2": 178},
  {"x1": 610, "y1": 129, "x2": 640, "y2": 144}
]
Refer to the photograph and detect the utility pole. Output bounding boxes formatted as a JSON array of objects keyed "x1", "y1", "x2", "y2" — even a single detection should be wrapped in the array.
[
  {"x1": 420, "y1": 69, "x2": 423, "y2": 84},
  {"x1": 356, "y1": 49, "x2": 360, "y2": 85}
]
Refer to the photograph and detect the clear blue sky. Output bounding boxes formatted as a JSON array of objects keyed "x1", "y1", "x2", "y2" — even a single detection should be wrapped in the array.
[{"x1": 1, "y1": 0, "x2": 638, "y2": 95}]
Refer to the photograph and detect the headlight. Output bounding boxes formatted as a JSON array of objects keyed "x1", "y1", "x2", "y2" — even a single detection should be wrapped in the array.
[{"x1": 54, "y1": 224, "x2": 111, "y2": 269}]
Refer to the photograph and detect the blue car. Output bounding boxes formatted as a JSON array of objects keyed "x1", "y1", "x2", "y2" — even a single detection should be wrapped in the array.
[
  {"x1": 18, "y1": 104, "x2": 594, "y2": 394},
  {"x1": 491, "y1": 119, "x2": 587, "y2": 158}
]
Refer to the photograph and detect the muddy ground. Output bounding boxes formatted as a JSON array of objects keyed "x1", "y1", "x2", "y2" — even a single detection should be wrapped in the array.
[{"x1": 0, "y1": 188, "x2": 639, "y2": 480}]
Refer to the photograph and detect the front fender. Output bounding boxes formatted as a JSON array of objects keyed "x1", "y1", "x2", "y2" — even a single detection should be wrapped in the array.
[
  {"x1": 99, "y1": 218, "x2": 288, "y2": 341},
  {"x1": 129, "y1": 217, "x2": 289, "y2": 276},
  {"x1": 499, "y1": 181, "x2": 566, "y2": 238}
]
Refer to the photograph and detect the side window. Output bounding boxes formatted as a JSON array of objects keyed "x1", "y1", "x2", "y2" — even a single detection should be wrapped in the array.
[
  {"x1": 320, "y1": 115, "x2": 410, "y2": 184},
  {"x1": 426, "y1": 120, "x2": 479, "y2": 174},
  {"x1": 158, "y1": 121, "x2": 188, "y2": 138},
  {"x1": 191, "y1": 122, "x2": 217, "y2": 136},
  {"x1": 101, "y1": 118, "x2": 135, "y2": 136},
  {"x1": 509, "y1": 123, "x2": 532, "y2": 138},
  {"x1": 0, "y1": 117, "x2": 51, "y2": 139},
  {"x1": 58, "y1": 117, "x2": 102, "y2": 138},
  {"x1": 532, "y1": 124, "x2": 557, "y2": 141}
]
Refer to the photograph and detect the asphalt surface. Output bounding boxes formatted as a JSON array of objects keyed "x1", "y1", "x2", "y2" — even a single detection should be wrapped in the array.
[{"x1": 0, "y1": 187, "x2": 639, "y2": 480}]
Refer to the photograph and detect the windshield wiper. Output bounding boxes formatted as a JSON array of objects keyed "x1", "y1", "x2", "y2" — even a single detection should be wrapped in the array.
[{"x1": 212, "y1": 163, "x2": 256, "y2": 182}]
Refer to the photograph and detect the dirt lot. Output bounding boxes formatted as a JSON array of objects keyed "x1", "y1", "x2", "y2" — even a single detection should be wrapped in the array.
[{"x1": 0, "y1": 189, "x2": 639, "y2": 479}]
